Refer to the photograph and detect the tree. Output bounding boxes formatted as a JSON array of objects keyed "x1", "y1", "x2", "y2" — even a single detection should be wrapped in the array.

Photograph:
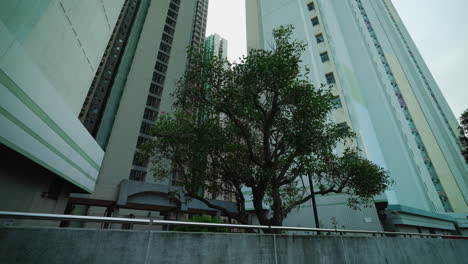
[
  {"x1": 143, "y1": 26, "x2": 391, "y2": 228},
  {"x1": 460, "y1": 109, "x2": 468, "y2": 163}
]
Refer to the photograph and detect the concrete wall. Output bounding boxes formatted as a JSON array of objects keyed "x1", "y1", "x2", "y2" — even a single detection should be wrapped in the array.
[
  {"x1": 0, "y1": 144, "x2": 71, "y2": 226},
  {"x1": 1, "y1": 227, "x2": 467, "y2": 264}
]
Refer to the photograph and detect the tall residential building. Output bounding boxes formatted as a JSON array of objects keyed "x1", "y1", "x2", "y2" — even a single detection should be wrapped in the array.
[
  {"x1": 62, "y1": 0, "x2": 238, "y2": 226},
  {"x1": 0, "y1": 1, "x2": 124, "y2": 220},
  {"x1": 246, "y1": 0, "x2": 468, "y2": 234},
  {"x1": 205, "y1": 34, "x2": 228, "y2": 59},
  {"x1": 79, "y1": 0, "x2": 142, "y2": 144},
  {"x1": 191, "y1": 0, "x2": 209, "y2": 48}
]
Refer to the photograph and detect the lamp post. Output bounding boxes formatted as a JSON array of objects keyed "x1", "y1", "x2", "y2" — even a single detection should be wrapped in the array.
[{"x1": 308, "y1": 172, "x2": 320, "y2": 234}]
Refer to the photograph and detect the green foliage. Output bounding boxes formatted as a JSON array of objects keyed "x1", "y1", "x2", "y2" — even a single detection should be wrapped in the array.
[
  {"x1": 315, "y1": 149, "x2": 393, "y2": 210},
  {"x1": 460, "y1": 109, "x2": 468, "y2": 163},
  {"x1": 143, "y1": 25, "x2": 391, "y2": 227},
  {"x1": 173, "y1": 215, "x2": 228, "y2": 233}
]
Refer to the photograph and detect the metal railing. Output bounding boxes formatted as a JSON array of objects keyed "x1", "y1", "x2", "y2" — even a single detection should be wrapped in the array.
[{"x1": 0, "y1": 211, "x2": 466, "y2": 239}]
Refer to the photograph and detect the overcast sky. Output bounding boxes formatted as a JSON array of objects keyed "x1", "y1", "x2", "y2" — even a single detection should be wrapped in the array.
[{"x1": 206, "y1": 0, "x2": 468, "y2": 117}]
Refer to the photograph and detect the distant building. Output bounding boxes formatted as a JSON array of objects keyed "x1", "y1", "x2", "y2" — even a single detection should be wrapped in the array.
[
  {"x1": 191, "y1": 0, "x2": 209, "y2": 49},
  {"x1": 246, "y1": 0, "x2": 468, "y2": 234},
  {"x1": 205, "y1": 34, "x2": 228, "y2": 59}
]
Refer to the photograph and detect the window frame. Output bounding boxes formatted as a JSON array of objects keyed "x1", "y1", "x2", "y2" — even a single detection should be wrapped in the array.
[
  {"x1": 315, "y1": 33, "x2": 324, "y2": 43},
  {"x1": 325, "y1": 72, "x2": 336, "y2": 84},
  {"x1": 332, "y1": 96, "x2": 342, "y2": 109},
  {"x1": 311, "y1": 17, "x2": 319, "y2": 26},
  {"x1": 320, "y1": 51, "x2": 330, "y2": 62}
]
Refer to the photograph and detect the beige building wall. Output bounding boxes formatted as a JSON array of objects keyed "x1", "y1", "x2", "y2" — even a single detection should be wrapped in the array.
[
  {"x1": 387, "y1": 55, "x2": 468, "y2": 212},
  {"x1": 245, "y1": 0, "x2": 264, "y2": 51}
]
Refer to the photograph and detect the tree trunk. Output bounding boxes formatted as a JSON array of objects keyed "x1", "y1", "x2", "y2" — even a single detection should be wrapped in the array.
[
  {"x1": 269, "y1": 184, "x2": 284, "y2": 233},
  {"x1": 251, "y1": 186, "x2": 285, "y2": 233},
  {"x1": 252, "y1": 188, "x2": 269, "y2": 226}
]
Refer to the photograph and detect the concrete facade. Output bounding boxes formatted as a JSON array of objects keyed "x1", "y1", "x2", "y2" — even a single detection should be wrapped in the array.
[
  {"x1": 245, "y1": 0, "x2": 468, "y2": 232},
  {"x1": 1, "y1": 227, "x2": 468, "y2": 264},
  {"x1": 0, "y1": 0, "x2": 121, "y2": 215}
]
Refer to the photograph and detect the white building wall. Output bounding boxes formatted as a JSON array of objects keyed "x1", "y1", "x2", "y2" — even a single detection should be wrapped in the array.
[
  {"x1": 0, "y1": 0, "x2": 122, "y2": 193},
  {"x1": 246, "y1": 0, "x2": 468, "y2": 229}
]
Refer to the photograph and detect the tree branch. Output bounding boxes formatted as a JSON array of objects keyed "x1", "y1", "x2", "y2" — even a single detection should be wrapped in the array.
[{"x1": 222, "y1": 107, "x2": 263, "y2": 167}]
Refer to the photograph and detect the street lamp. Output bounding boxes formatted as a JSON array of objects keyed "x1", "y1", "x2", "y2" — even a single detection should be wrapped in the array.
[{"x1": 307, "y1": 172, "x2": 320, "y2": 234}]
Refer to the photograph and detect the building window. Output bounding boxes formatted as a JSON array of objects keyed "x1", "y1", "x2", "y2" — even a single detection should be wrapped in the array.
[
  {"x1": 307, "y1": 2, "x2": 315, "y2": 11},
  {"x1": 337, "y1": 122, "x2": 349, "y2": 129},
  {"x1": 137, "y1": 136, "x2": 151, "y2": 148},
  {"x1": 320, "y1": 52, "x2": 329, "y2": 62},
  {"x1": 325, "y1": 72, "x2": 335, "y2": 84},
  {"x1": 157, "y1": 52, "x2": 170, "y2": 63},
  {"x1": 168, "y1": 9, "x2": 178, "y2": 20},
  {"x1": 132, "y1": 152, "x2": 148, "y2": 167},
  {"x1": 152, "y1": 72, "x2": 165, "y2": 84},
  {"x1": 169, "y1": 2, "x2": 179, "y2": 12},
  {"x1": 150, "y1": 83, "x2": 163, "y2": 96},
  {"x1": 164, "y1": 25, "x2": 175, "y2": 36},
  {"x1": 332, "y1": 96, "x2": 342, "y2": 108},
  {"x1": 315, "y1": 33, "x2": 324, "y2": 43},
  {"x1": 311, "y1": 17, "x2": 319, "y2": 26},
  {"x1": 140, "y1": 122, "x2": 152, "y2": 135},
  {"x1": 155, "y1": 62, "x2": 168, "y2": 73},
  {"x1": 160, "y1": 42, "x2": 172, "y2": 54},
  {"x1": 129, "y1": 169, "x2": 146, "y2": 181},
  {"x1": 143, "y1": 108, "x2": 158, "y2": 121},
  {"x1": 146, "y1": 95, "x2": 161, "y2": 109},
  {"x1": 162, "y1": 33, "x2": 173, "y2": 44}
]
